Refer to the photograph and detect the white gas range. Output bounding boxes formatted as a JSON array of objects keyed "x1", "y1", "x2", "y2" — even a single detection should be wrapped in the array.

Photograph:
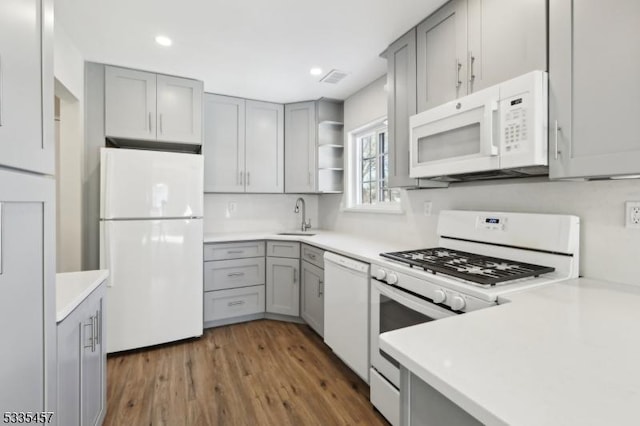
[{"x1": 369, "y1": 210, "x2": 580, "y2": 426}]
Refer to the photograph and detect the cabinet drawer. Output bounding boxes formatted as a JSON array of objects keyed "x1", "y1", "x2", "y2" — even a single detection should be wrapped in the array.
[
  {"x1": 301, "y1": 244, "x2": 325, "y2": 269},
  {"x1": 267, "y1": 241, "x2": 300, "y2": 258},
  {"x1": 204, "y1": 258, "x2": 266, "y2": 291},
  {"x1": 204, "y1": 286, "x2": 265, "y2": 322},
  {"x1": 204, "y1": 241, "x2": 265, "y2": 261}
]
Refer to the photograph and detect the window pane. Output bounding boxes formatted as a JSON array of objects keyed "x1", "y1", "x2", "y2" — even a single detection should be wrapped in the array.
[
  {"x1": 361, "y1": 182, "x2": 372, "y2": 204},
  {"x1": 362, "y1": 135, "x2": 374, "y2": 159},
  {"x1": 380, "y1": 132, "x2": 387, "y2": 154},
  {"x1": 370, "y1": 159, "x2": 377, "y2": 181},
  {"x1": 381, "y1": 153, "x2": 388, "y2": 179}
]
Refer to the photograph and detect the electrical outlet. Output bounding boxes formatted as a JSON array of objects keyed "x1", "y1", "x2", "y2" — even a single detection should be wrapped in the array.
[
  {"x1": 423, "y1": 201, "x2": 433, "y2": 216},
  {"x1": 625, "y1": 201, "x2": 640, "y2": 228}
]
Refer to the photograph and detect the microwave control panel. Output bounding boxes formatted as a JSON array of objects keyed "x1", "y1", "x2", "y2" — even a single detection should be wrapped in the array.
[{"x1": 501, "y1": 92, "x2": 531, "y2": 153}]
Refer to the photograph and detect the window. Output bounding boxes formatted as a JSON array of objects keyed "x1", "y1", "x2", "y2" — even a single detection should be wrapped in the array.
[{"x1": 346, "y1": 119, "x2": 401, "y2": 212}]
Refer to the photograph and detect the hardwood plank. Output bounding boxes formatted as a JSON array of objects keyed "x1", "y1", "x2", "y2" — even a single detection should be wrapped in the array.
[{"x1": 104, "y1": 320, "x2": 389, "y2": 426}]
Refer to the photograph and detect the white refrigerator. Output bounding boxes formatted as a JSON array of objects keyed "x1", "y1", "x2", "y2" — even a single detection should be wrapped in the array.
[{"x1": 100, "y1": 148, "x2": 203, "y2": 353}]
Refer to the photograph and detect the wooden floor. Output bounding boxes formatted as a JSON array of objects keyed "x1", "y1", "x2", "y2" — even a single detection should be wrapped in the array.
[{"x1": 104, "y1": 320, "x2": 389, "y2": 426}]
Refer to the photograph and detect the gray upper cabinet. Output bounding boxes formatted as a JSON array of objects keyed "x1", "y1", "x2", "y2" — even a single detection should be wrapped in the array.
[
  {"x1": 105, "y1": 65, "x2": 203, "y2": 145},
  {"x1": 386, "y1": 29, "x2": 418, "y2": 188},
  {"x1": 549, "y1": 0, "x2": 640, "y2": 179},
  {"x1": 467, "y1": 0, "x2": 546, "y2": 92},
  {"x1": 245, "y1": 100, "x2": 284, "y2": 193},
  {"x1": 204, "y1": 95, "x2": 283, "y2": 193},
  {"x1": 416, "y1": 0, "x2": 468, "y2": 112},
  {"x1": 285, "y1": 101, "x2": 317, "y2": 193},
  {"x1": 156, "y1": 74, "x2": 203, "y2": 144},
  {"x1": 415, "y1": 0, "x2": 546, "y2": 113},
  {"x1": 105, "y1": 67, "x2": 157, "y2": 141},
  {"x1": 0, "y1": 0, "x2": 54, "y2": 175},
  {"x1": 203, "y1": 94, "x2": 246, "y2": 192}
]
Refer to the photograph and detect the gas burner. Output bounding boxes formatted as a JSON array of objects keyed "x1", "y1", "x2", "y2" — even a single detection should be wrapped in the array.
[
  {"x1": 485, "y1": 262, "x2": 520, "y2": 271},
  {"x1": 380, "y1": 247, "x2": 555, "y2": 286}
]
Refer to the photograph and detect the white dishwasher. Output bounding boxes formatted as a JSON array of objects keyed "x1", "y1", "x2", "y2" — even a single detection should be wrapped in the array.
[{"x1": 323, "y1": 252, "x2": 370, "y2": 383}]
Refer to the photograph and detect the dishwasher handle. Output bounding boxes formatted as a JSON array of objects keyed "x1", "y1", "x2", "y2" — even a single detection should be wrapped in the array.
[{"x1": 324, "y1": 252, "x2": 369, "y2": 274}]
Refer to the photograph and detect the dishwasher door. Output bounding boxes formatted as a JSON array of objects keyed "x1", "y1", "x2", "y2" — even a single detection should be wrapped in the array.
[{"x1": 323, "y1": 252, "x2": 370, "y2": 383}]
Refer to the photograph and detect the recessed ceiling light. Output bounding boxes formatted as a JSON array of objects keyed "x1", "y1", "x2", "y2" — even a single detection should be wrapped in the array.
[
  {"x1": 310, "y1": 67, "x2": 323, "y2": 76},
  {"x1": 155, "y1": 35, "x2": 172, "y2": 47}
]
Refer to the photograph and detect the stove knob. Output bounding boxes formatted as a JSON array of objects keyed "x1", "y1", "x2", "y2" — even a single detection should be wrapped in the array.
[
  {"x1": 451, "y1": 295, "x2": 466, "y2": 311},
  {"x1": 433, "y1": 289, "x2": 446, "y2": 304},
  {"x1": 375, "y1": 269, "x2": 387, "y2": 281},
  {"x1": 386, "y1": 273, "x2": 398, "y2": 285}
]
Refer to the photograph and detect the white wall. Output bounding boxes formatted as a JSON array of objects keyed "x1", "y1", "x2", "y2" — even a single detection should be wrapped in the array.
[
  {"x1": 204, "y1": 194, "x2": 319, "y2": 234},
  {"x1": 54, "y1": 23, "x2": 85, "y2": 272},
  {"x1": 319, "y1": 76, "x2": 640, "y2": 286}
]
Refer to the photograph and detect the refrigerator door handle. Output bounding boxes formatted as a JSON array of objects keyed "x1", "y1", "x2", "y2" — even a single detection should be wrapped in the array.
[{"x1": 103, "y1": 221, "x2": 114, "y2": 288}]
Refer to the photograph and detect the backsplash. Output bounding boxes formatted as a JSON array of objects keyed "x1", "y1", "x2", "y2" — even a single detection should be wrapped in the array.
[
  {"x1": 204, "y1": 193, "x2": 320, "y2": 234},
  {"x1": 320, "y1": 177, "x2": 640, "y2": 286}
]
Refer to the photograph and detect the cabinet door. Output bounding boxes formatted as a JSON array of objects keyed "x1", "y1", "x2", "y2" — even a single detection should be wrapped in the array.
[
  {"x1": 203, "y1": 94, "x2": 246, "y2": 192},
  {"x1": 416, "y1": 0, "x2": 468, "y2": 112},
  {"x1": 266, "y1": 257, "x2": 299, "y2": 316},
  {"x1": 386, "y1": 29, "x2": 419, "y2": 188},
  {"x1": 57, "y1": 315, "x2": 81, "y2": 426},
  {"x1": 156, "y1": 75, "x2": 203, "y2": 144},
  {"x1": 105, "y1": 66, "x2": 157, "y2": 141},
  {"x1": 0, "y1": 0, "x2": 54, "y2": 175},
  {"x1": 285, "y1": 101, "x2": 317, "y2": 193},
  {"x1": 467, "y1": 0, "x2": 546, "y2": 92},
  {"x1": 0, "y1": 172, "x2": 55, "y2": 417},
  {"x1": 549, "y1": 0, "x2": 640, "y2": 179},
  {"x1": 301, "y1": 261, "x2": 324, "y2": 337},
  {"x1": 81, "y1": 293, "x2": 105, "y2": 426},
  {"x1": 245, "y1": 100, "x2": 284, "y2": 193}
]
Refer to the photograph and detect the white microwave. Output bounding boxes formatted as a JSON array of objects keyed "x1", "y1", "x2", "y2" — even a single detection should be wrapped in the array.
[{"x1": 409, "y1": 71, "x2": 548, "y2": 180}]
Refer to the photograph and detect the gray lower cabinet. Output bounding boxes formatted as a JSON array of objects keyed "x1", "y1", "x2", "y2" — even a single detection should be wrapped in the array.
[
  {"x1": 57, "y1": 282, "x2": 107, "y2": 426},
  {"x1": 266, "y1": 241, "x2": 301, "y2": 316},
  {"x1": 300, "y1": 260, "x2": 324, "y2": 337},
  {"x1": 549, "y1": 0, "x2": 640, "y2": 179},
  {"x1": 0, "y1": 172, "x2": 56, "y2": 421},
  {"x1": 400, "y1": 366, "x2": 481, "y2": 426},
  {"x1": 203, "y1": 241, "x2": 266, "y2": 327}
]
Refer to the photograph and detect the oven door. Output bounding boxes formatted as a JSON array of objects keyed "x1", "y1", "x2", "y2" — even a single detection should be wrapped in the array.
[
  {"x1": 370, "y1": 279, "x2": 456, "y2": 388},
  {"x1": 409, "y1": 86, "x2": 500, "y2": 178}
]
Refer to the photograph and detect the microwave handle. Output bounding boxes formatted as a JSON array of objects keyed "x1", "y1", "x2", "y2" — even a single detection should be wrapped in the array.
[{"x1": 484, "y1": 100, "x2": 499, "y2": 156}]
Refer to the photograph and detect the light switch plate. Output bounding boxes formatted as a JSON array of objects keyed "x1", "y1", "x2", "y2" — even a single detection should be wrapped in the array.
[{"x1": 625, "y1": 201, "x2": 640, "y2": 228}]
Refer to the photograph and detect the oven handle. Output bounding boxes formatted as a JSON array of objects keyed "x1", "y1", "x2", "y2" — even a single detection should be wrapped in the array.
[{"x1": 373, "y1": 280, "x2": 456, "y2": 320}]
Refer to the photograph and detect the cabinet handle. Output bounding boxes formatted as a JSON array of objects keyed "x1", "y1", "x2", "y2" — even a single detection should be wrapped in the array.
[
  {"x1": 84, "y1": 316, "x2": 96, "y2": 352},
  {"x1": 455, "y1": 59, "x2": 462, "y2": 89},
  {"x1": 148, "y1": 112, "x2": 152, "y2": 132},
  {"x1": 0, "y1": 55, "x2": 4, "y2": 127},
  {"x1": 227, "y1": 250, "x2": 244, "y2": 254},
  {"x1": 308, "y1": 171, "x2": 311, "y2": 185},
  {"x1": 318, "y1": 281, "x2": 323, "y2": 297},
  {"x1": 228, "y1": 300, "x2": 245, "y2": 307},
  {"x1": 239, "y1": 171, "x2": 244, "y2": 186},
  {"x1": 468, "y1": 51, "x2": 476, "y2": 89},
  {"x1": 307, "y1": 253, "x2": 317, "y2": 260},
  {"x1": 247, "y1": 171, "x2": 251, "y2": 186},
  {"x1": 159, "y1": 113, "x2": 164, "y2": 134},
  {"x1": 554, "y1": 120, "x2": 562, "y2": 160},
  {"x1": 227, "y1": 272, "x2": 245, "y2": 278},
  {"x1": 293, "y1": 268, "x2": 297, "y2": 284}
]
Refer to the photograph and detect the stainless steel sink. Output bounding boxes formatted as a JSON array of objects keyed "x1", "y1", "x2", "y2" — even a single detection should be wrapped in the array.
[{"x1": 277, "y1": 232, "x2": 316, "y2": 236}]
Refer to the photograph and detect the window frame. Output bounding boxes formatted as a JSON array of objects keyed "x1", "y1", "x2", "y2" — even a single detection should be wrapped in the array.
[{"x1": 344, "y1": 117, "x2": 403, "y2": 214}]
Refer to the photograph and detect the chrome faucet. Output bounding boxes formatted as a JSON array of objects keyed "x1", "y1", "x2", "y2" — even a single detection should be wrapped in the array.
[{"x1": 294, "y1": 197, "x2": 312, "y2": 232}]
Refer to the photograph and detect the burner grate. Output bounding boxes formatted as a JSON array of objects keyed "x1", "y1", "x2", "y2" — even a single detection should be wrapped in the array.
[{"x1": 380, "y1": 248, "x2": 555, "y2": 286}]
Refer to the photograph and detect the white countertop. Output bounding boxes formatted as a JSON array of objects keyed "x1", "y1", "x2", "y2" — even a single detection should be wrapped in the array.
[
  {"x1": 380, "y1": 278, "x2": 640, "y2": 426},
  {"x1": 204, "y1": 230, "x2": 406, "y2": 264},
  {"x1": 56, "y1": 270, "x2": 109, "y2": 323}
]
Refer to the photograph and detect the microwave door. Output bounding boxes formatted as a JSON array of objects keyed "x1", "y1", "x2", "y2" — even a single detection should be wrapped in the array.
[{"x1": 410, "y1": 88, "x2": 500, "y2": 178}]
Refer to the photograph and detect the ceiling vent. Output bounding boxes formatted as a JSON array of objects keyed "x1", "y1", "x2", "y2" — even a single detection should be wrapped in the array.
[{"x1": 320, "y1": 69, "x2": 349, "y2": 84}]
